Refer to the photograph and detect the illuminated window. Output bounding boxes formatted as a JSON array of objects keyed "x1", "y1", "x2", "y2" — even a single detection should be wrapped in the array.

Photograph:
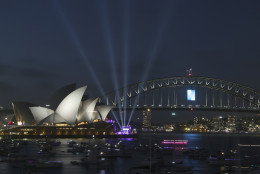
[{"x1": 187, "y1": 90, "x2": 195, "y2": 101}]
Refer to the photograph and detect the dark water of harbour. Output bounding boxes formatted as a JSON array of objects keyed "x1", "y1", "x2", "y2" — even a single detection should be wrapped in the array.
[{"x1": 1, "y1": 133, "x2": 260, "y2": 174}]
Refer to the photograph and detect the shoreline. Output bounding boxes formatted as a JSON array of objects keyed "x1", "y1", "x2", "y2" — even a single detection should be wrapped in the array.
[
  {"x1": 0, "y1": 134, "x2": 139, "y2": 139},
  {"x1": 2, "y1": 132, "x2": 260, "y2": 139}
]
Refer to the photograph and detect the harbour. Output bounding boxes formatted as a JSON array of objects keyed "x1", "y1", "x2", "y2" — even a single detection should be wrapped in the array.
[{"x1": 1, "y1": 133, "x2": 260, "y2": 174}]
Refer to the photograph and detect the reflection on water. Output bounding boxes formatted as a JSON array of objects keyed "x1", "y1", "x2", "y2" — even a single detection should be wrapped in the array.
[
  {"x1": 100, "y1": 170, "x2": 106, "y2": 174},
  {"x1": 183, "y1": 133, "x2": 201, "y2": 140},
  {"x1": 0, "y1": 134, "x2": 260, "y2": 174}
]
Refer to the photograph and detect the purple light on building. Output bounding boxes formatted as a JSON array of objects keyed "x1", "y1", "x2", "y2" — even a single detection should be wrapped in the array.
[
  {"x1": 121, "y1": 138, "x2": 133, "y2": 141},
  {"x1": 116, "y1": 126, "x2": 131, "y2": 135},
  {"x1": 106, "y1": 120, "x2": 115, "y2": 124}
]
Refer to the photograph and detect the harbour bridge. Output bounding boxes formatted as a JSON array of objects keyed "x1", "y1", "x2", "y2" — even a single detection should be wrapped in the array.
[{"x1": 101, "y1": 76, "x2": 260, "y2": 113}]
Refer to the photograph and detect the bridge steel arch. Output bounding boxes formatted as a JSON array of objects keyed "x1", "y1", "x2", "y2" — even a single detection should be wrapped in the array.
[{"x1": 101, "y1": 76, "x2": 260, "y2": 112}]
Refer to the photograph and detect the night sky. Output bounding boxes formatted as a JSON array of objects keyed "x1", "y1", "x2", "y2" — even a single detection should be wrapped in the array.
[{"x1": 1, "y1": 0, "x2": 260, "y2": 113}]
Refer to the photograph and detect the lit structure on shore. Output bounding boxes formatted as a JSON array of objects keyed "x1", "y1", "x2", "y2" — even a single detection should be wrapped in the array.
[
  {"x1": 10, "y1": 85, "x2": 114, "y2": 127},
  {"x1": 116, "y1": 126, "x2": 132, "y2": 135},
  {"x1": 0, "y1": 122, "x2": 115, "y2": 137},
  {"x1": 0, "y1": 84, "x2": 137, "y2": 137},
  {"x1": 143, "y1": 109, "x2": 151, "y2": 128}
]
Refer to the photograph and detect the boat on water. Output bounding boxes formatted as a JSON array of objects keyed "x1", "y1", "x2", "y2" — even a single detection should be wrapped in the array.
[
  {"x1": 23, "y1": 159, "x2": 63, "y2": 168},
  {"x1": 98, "y1": 149, "x2": 132, "y2": 159},
  {"x1": 0, "y1": 147, "x2": 8, "y2": 156},
  {"x1": 127, "y1": 163, "x2": 193, "y2": 174},
  {"x1": 81, "y1": 156, "x2": 112, "y2": 169},
  {"x1": 161, "y1": 140, "x2": 188, "y2": 145},
  {"x1": 67, "y1": 140, "x2": 77, "y2": 147},
  {"x1": 37, "y1": 150, "x2": 56, "y2": 157},
  {"x1": 70, "y1": 161, "x2": 81, "y2": 165},
  {"x1": 183, "y1": 147, "x2": 209, "y2": 159},
  {"x1": 208, "y1": 151, "x2": 240, "y2": 165},
  {"x1": 160, "y1": 168, "x2": 193, "y2": 174},
  {"x1": 238, "y1": 144, "x2": 260, "y2": 147},
  {"x1": 126, "y1": 166, "x2": 151, "y2": 174},
  {"x1": 36, "y1": 161, "x2": 63, "y2": 168},
  {"x1": 37, "y1": 142, "x2": 56, "y2": 157},
  {"x1": 160, "y1": 140, "x2": 188, "y2": 155},
  {"x1": 48, "y1": 140, "x2": 61, "y2": 146},
  {"x1": 7, "y1": 153, "x2": 28, "y2": 162},
  {"x1": 12, "y1": 159, "x2": 63, "y2": 169},
  {"x1": 140, "y1": 158, "x2": 161, "y2": 166}
]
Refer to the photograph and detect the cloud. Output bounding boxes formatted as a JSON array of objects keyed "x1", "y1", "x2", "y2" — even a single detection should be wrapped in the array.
[
  {"x1": 17, "y1": 57, "x2": 57, "y2": 69},
  {"x1": 0, "y1": 63, "x2": 9, "y2": 74},
  {"x1": 17, "y1": 67, "x2": 57, "y2": 79},
  {"x1": 194, "y1": 50, "x2": 224, "y2": 61},
  {"x1": 0, "y1": 59, "x2": 58, "y2": 80},
  {"x1": 0, "y1": 81, "x2": 14, "y2": 93},
  {"x1": 18, "y1": 57, "x2": 41, "y2": 65},
  {"x1": 34, "y1": 80, "x2": 56, "y2": 90}
]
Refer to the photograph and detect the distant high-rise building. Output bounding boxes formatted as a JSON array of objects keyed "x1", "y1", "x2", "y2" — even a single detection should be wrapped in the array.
[
  {"x1": 227, "y1": 115, "x2": 236, "y2": 132},
  {"x1": 212, "y1": 116, "x2": 224, "y2": 131},
  {"x1": 143, "y1": 108, "x2": 151, "y2": 128},
  {"x1": 194, "y1": 116, "x2": 201, "y2": 124}
]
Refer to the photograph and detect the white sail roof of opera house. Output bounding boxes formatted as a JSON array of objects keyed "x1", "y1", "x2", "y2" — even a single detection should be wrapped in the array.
[
  {"x1": 55, "y1": 86, "x2": 87, "y2": 124},
  {"x1": 38, "y1": 113, "x2": 68, "y2": 125},
  {"x1": 95, "y1": 105, "x2": 114, "y2": 120},
  {"x1": 29, "y1": 86, "x2": 87, "y2": 125},
  {"x1": 29, "y1": 106, "x2": 54, "y2": 124},
  {"x1": 45, "y1": 83, "x2": 76, "y2": 110},
  {"x1": 77, "y1": 98, "x2": 98, "y2": 123},
  {"x1": 12, "y1": 102, "x2": 36, "y2": 126}
]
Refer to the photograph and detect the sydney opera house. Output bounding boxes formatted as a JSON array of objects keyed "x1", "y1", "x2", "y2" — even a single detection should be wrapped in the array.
[{"x1": 0, "y1": 84, "x2": 116, "y2": 138}]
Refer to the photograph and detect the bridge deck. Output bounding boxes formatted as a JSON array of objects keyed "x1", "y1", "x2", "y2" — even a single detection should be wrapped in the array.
[{"x1": 112, "y1": 107, "x2": 260, "y2": 113}]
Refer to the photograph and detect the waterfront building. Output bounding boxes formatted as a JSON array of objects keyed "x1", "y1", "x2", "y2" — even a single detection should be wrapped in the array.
[
  {"x1": 142, "y1": 108, "x2": 151, "y2": 131},
  {"x1": 194, "y1": 116, "x2": 201, "y2": 124},
  {"x1": 227, "y1": 115, "x2": 236, "y2": 132},
  {"x1": 0, "y1": 109, "x2": 15, "y2": 127},
  {"x1": 12, "y1": 102, "x2": 36, "y2": 126},
  {"x1": 0, "y1": 84, "x2": 115, "y2": 138},
  {"x1": 212, "y1": 116, "x2": 224, "y2": 132},
  {"x1": 0, "y1": 121, "x2": 115, "y2": 137},
  {"x1": 9, "y1": 85, "x2": 114, "y2": 127}
]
